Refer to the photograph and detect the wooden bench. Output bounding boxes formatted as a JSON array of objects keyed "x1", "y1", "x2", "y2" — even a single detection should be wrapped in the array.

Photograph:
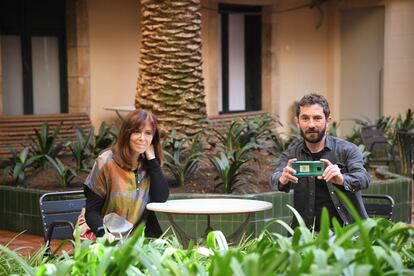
[{"x1": 0, "y1": 113, "x2": 92, "y2": 159}]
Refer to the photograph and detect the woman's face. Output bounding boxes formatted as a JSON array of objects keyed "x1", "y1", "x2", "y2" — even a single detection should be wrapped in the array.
[{"x1": 129, "y1": 121, "x2": 154, "y2": 156}]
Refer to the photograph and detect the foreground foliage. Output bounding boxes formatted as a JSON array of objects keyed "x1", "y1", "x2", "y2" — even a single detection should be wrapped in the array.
[{"x1": 2, "y1": 196, "x2": 414, "y2": 276}]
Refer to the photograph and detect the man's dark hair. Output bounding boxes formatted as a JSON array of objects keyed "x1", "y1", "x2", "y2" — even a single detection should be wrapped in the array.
[{"x1": 295, "y1": 93, "x2": 330, "y2": 118}]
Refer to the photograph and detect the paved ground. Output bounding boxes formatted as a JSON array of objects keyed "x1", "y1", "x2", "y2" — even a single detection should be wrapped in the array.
[{"x1": 0, "y1": 230, "x2": 73, "y2": 256}]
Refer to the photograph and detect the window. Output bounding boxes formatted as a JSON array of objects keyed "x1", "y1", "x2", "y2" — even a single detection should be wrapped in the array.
[
  {"x1": 218, "y1": 4, "x2": 262, "y2": 114},
  {"x1": 0, "y1": 0, "x2": 68, "y2": 115}
]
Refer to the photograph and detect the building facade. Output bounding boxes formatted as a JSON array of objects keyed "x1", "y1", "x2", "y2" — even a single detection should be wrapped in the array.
[{"x1": 1, "y1": 0, "x2": 413, "y2": 135}]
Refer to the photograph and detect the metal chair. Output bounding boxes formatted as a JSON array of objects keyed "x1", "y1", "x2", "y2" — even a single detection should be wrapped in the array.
[
  {"x1": 362, "y1": 194, "x2": 395, "y2": 220},
  {"x1": 39, "y1": 190, "x2": 85, "y2": 254},
  {"x1": 360, "y1": 125, "x2": 396, "y2": 167}
]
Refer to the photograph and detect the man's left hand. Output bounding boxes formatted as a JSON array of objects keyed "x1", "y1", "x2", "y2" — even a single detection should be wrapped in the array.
[{"x1": 319, "y1": 159, "x2": 344, "y2": 185}]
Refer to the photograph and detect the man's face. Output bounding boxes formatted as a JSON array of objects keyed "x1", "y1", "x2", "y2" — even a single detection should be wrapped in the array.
[{"x1": 295, "y1": 104, "x2": 330, "y2": 144}]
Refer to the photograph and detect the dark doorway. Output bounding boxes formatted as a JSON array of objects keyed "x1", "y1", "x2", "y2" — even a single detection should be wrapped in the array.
[{"x1": 219, "y1": 4, "x2": 262, "y2": 114}]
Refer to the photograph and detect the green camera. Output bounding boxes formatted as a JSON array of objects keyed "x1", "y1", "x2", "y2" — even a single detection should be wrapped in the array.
[{"x1": 292, "y1": 161, "x2": 324, "y2": 177}]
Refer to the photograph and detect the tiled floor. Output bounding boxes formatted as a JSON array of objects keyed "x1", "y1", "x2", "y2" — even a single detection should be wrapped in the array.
[{"x1": 0, "y1": 230, "x2": 73, "y2": 256}]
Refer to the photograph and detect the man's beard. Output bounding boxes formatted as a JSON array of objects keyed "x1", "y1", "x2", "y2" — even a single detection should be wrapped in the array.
[{"x1": 300, "y1": 125, "x2": 326, "y2": 144}]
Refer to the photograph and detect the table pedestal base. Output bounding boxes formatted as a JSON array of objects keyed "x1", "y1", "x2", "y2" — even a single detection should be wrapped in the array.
[{"x1": 167, "y1": 213, "x2": 252, "y2": 248}]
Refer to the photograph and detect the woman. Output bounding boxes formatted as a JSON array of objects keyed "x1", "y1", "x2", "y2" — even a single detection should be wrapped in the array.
[{"x1": 83, "y1": 109, "x2": 169, "y2": 240}]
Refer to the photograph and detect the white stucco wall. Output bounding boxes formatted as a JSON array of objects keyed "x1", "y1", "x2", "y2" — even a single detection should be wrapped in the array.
[
  {"x1": 274, "y1": 4, "x2": 329, "y2": 129},
  {"x1": 88, "y1": 0, "x2": 140, "y2": 127},
  {"x1": 83, "y1": 0, "x2": 414, "y2": 134},
  {"x1": 383, "y1": 0, "x2": 414, "y2": 117}
]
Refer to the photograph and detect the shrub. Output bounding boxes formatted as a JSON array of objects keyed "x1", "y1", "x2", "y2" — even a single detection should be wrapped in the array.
[
  {"x1": 163, "y1": 130, "x2": 203, "y2": 186},
  {"x1": 29, "y1": 122, "x2": 68, "y2": 169},
  {"x1": 208, "y1": 144, "x2": 255, "y2": 193},
  {"x1": 2, "y1": 199, "x2": 414, "y2": 275},
  {"x1": 46, "y1": 156, "x2": 77, "y2": 188},
  {"x1": 2, "y1": 146, "x2": 42, "y2": 185},
  {"x1": 92, "y1": 122, "x2": 118, "y2": 157},
  {"x1": 69, "y1": 126, "x2": 94, "y2": 173}
]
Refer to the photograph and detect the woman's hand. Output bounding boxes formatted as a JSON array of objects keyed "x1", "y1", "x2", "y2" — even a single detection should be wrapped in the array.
[
  {"x1": 103, "y1": 232, "x2": 116, "y2": 243},
  {"x1": 144, "y1": 144, "x2": 156, "y2": 160}
]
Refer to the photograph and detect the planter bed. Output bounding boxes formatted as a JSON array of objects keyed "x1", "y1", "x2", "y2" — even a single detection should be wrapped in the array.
[{"x1": 0, "y1": 168, "x2": 411, "y2": 237}]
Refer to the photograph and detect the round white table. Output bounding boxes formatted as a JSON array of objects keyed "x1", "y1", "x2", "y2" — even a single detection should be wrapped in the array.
[{"x1": 147, "y1": 198, "x2": 272, "y2": 247}]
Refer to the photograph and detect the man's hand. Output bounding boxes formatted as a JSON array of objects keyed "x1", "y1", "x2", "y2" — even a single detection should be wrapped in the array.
[
  {"x1": 279, "y1": 158, "x2": 298, "y2": 185},
  {"x1": 319, "y1": 159, "x2": 344, "y2": 185}
]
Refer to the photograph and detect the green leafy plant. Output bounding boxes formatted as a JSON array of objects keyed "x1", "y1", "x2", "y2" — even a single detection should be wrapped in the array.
[
  {"x1": 92, "y1": 122, "x2": 118, "y2": 157},
  {"x1": 0, "y1": 232, "x2": 48, "y2": 275},
  {"x1": 345, "y1": 126, "x2": 363, "y2": 145},
  {"x1": 163, "y1": 130, "x2": 203, "y2": 186},
  {"x1": 213, "y1": 113, "x2": 279, "y2": 153},
  {"x1": 242, "y1": 113, "x2": 282, "y2": 145},
  {"x1": 357, "y1": 144, "x2": 371, "y2": 167},
  {"x1": 327, "y1": 120, "x2": 339, "y2": 137},
  {"x1": 213, "y1": 120, "x2": 248, "y2": 152},
  {"x1": 2, "y1": 205, "x2": 414, "y2": 275},
  {"x1": 208, "y1": 144, "x2": 255, "y2": 193},
  {"x1": 268, "y1": 123, "x2": 301, "y2": 155},
  {"x1": 69, "y1": 126, "x2": 94, "y2": 173},
  {"x1": 395, "y1": 108, "x2": 414, "y2": 131},
  {"x1": 46, "y1": 156, "x2": 77, "y2": 188},
  {"x1": 2, "y1": 146, "x2": 42, "y2": 186},
  {"x1": 29, "y1": 122, "x2": 67, "y2": 168}
]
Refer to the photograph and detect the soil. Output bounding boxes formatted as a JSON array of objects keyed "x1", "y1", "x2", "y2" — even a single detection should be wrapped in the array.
[
  {"x1": 0, "y1": 151, "x2": 278, "y2": 194},
  {"x1": 0, "y1": 151, "x2": 387, "y2": 194}
]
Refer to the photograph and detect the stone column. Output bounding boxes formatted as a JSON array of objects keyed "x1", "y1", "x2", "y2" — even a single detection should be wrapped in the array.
[{"x1": 66, "y1": 0, "x2": 91, "y2": 114}]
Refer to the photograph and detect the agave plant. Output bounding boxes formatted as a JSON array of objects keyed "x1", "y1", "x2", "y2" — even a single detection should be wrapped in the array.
[
  {"x1": 92, "y1": 122, "x2": 118, "y2": 157},
  {"x1": 69, "y1": 126, "x2": 94, "y2": 173},
  {"x1": 208, "y1": 144, "x2": 255, "y2": 193},
  {"x1": 46, "y1": 156, "x2": 77, "y2": 188},
  {"x1": 268, "y1": 123, "x2": 301, "y2": 156},
  {"x1": 163, "y1": 130, "x2": 203, "y2": 186},
  {"x1": 241, "y1": 113, "x2": 282, "y2": 145},
  {"x1": 29, "y1": 122, "x2": 68, "y2": 168},
  {"x1": 2, "y1": 146, "x2": 42, "y2": 185}
]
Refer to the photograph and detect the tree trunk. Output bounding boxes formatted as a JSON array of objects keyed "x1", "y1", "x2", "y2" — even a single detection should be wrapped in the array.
[{"x1": 136, "y1": 0, "x2": 207, "y2": 137}]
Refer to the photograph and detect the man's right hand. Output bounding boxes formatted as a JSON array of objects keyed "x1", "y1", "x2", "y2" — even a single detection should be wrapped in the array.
[{"x1": 279, "y1": 158, "x2": 298, "y2": 185}]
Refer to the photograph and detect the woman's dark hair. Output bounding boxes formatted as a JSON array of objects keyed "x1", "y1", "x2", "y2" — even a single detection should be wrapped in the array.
[
  {"x1": 295, "y1": 93, "x2": 330, "y2": 118},
  {"x1": 114, "y1": 109, "x2": 163, "y2": 169}
]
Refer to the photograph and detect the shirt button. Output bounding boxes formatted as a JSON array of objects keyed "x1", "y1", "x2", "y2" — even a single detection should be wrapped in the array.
[
  {"x1": 337, "y1": 207, "x2": 341, "y2": 209},
  {"x1": 331, "y1": 192, "x2": 334, "y2": 194}
]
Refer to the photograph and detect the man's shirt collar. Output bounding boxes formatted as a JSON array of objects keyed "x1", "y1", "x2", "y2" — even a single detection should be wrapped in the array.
[{"x1": 300, "y1": 135, "x2": 333, "y2": 154}]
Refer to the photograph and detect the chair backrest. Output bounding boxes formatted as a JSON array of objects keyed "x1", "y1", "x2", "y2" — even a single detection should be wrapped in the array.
[
  {"x1": 362, "y1": 194, "x2": 395, "y2": 220},
  {"x1": 39, "y1": 190, "x2": 85, "y2": 243},
  {"x1": 360, "y1": 125, "x2": 389, "y2": 152}
]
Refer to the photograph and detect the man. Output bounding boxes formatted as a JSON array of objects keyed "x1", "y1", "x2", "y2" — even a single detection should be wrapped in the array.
[{"x1": 270, "y1": 93, "x2": 370, "y2": 231}]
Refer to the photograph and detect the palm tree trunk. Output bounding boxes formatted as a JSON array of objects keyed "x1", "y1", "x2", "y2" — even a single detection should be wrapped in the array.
[{"x1": 136, "y1": 0, "x2": 207, "y2": 137}]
